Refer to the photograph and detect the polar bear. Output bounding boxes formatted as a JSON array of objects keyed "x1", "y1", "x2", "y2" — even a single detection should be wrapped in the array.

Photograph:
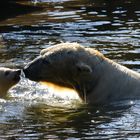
[
  {"x1": 0, "y1": 67, "x2": 21, "y2": 97},
  {"x1": 23, "y1": 43, "x2": 140, "y2": 104}
]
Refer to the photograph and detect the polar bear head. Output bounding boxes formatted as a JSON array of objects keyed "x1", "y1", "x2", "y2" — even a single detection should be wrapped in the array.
[
  {"x1": 23, "y1": 43, "x2": 104, "y2": 100},
  {"x1": 0, "y1": 67, "x2": 21, "y2": 97}
]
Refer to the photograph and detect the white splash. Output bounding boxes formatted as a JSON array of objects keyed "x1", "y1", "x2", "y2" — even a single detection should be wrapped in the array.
[{"x1": 9, "y1": 77, "x2": 81, "y2": 107}]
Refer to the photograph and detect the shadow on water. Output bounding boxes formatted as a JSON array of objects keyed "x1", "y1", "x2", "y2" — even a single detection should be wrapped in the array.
[{"x1": 0, "y1": 0, "x2": 42, "y2": 21}]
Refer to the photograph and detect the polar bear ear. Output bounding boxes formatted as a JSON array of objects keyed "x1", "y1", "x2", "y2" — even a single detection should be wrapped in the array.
[{"x1": 76, "y1": 62, "x2": 92, "y2": 74}]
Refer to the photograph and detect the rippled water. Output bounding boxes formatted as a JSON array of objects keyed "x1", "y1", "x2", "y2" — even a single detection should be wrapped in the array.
[{"x1": 0, "y1": 0, "x2": 140, "y2": 139}]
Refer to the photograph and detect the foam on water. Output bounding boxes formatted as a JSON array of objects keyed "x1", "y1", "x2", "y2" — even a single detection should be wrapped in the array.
[{"x1": 9, "y1": 77, "x2": 81, "y2": 108}]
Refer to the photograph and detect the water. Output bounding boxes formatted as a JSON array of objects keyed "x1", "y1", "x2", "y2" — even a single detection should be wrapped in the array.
[{"x1": 0, "y1": 0, "x2": 140, "y2": 139}]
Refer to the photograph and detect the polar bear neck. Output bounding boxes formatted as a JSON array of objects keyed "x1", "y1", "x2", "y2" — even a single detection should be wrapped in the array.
[
  {"x1": 86, "y1": 57, "x2": 140, "y2": 104},
  {"x1": 0, "y1": 86, "x2": 9, "y2": 98}
]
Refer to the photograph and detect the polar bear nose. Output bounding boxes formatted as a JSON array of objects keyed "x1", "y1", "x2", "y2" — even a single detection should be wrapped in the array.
[
  {"x1": 23, "y1": 67, "x2": 28, "y2": 77},
  {"x1": 14, "y1": 69, "x2": 21, "y2": 78},
  {"x1": 12, "y1": 69, "x2": 21, "y2": 82},
  {"x1": 23, "y1": 67, "x2": 32, "y2": 79},
  {"x1": 15, "y1": 69, "x2": 21, "y2": 75}
]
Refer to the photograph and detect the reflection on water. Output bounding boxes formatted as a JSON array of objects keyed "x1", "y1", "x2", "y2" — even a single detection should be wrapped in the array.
[
  {"x1": 0, "y1": 95, "x2": 138, "y2": 139},
  {"x1": 0, "y1": 0, "x2": 140, "y2": 139}
]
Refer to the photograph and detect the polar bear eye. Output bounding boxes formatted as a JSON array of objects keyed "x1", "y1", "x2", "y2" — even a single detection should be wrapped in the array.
[
  {"x1": 5, "y1": 71, "x2": 10, "y2": 76},
  {"x1": 43, "y1": 59, "x2": 51, "y2": 65}
]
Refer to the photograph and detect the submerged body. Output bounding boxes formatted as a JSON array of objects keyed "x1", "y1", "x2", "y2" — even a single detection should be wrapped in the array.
[
  {"x1": 24, "y1": 43, "x2": 140, "y2": 104},
  {"x1": 0, "y1": 67, "x2": 21, "y2": 97}
]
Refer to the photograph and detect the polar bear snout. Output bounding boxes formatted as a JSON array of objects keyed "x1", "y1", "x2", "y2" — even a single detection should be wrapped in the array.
[
  {"x1": 1, "y1": 68, "x2": 21, "y2": 83},
  {"x1": 12, "y1": 69, "x2": 21, "y2": 82},
  {"x1": 23, "y1": 66, "x2": 41, "y2": 82},
  {"x1": 23, "y1": 68, "x2": 29, "y2": 78},
  {"x1": 14, "y1": 69, "x2": 21, "y2": 75},
  {"x1": 23, "y1": 57, "x2": 44, "y2": 81},
  {"x1": 23, "y1": 66, "x2": 39, "y2": 81}
]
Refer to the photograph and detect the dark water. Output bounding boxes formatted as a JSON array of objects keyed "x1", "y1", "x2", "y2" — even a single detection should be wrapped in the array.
[{"x1": 0, "y1": 0, "x2": 140, "y2": 139}]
